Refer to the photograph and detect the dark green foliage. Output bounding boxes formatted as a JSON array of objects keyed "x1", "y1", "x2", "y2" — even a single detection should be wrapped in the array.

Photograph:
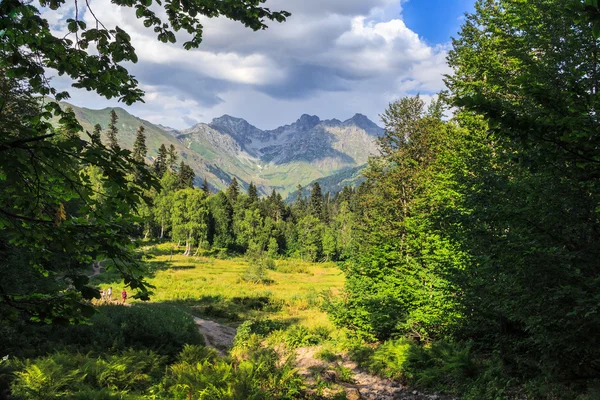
[
  {"x1": 154, "y1": 144, "x2": 168, "y2": 177},
  {"x1": 177, "y1": 161, "x2": 195, "y2": 189},
  {"x1": 445, "y1": 0, "x2": 600, "y2": 383},
  {"x1": 90, "y1": 124, "x2": 102, "y2": 145},
  {"x1": 106, "y1": 110, "x2": 120, "y2": 151},
  {"x1": 247, "y1": 182, "x2": 258, "y2": 204},
  {"x1": 201, "y1": 177, "x2": 210, "y2": 194},
  {"x1": 132, "y1": 125, "x2": 147, "y2": 163},
  {"x1": 167, "y1": 144, "x2": 178, "y2": 171},
  {"x1": 0, "y1": 76, "x2": 157, "y2": 325},
  {"x1": 226, "y1": 177, "x2": 240, "y2": 204},
  {"x1": 309, "y1": 182, "x2": 323, "y2": 220},
  {"x1": 327, "y1": 97, "x2": 463, "y2": 342},
  {"x1": 50, "y1": 304, "x2": 204, "y2": 360}
]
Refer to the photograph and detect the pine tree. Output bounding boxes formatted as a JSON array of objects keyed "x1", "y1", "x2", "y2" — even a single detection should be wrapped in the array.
[
  {"x1": 91, "y1": 123, "x2": 102, "y2": 146},
  {"x1": 106, "y1": 110, "x2": 120, "y2": 151},
  {"x1": 154, "y1": 144, "x2": 168, "y2": 177},
  {"x1": 226, "y1": 177, "x2": 240, "y2": 204},
  {"x1": 309, "y1": 182, "x2": 323, "y2": 220},
  {"x1": 248, "y1": 182, "x2": 258, "y2": 204},
  {"x1": 201, "y1": 178, "x2": 210, "y2": 194},
  {"x1": 132, "y1": 125, "x2": 147, "y2": 163},
  {"x1": 177, "y1": 161, "x2": 195, "y2": 189},
  {"x1": 167, "y1": 144, "x2": 178, "y2": 171}
]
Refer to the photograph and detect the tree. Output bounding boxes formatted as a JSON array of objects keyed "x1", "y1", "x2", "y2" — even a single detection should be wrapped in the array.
[
  {"x1": 167, "y1": 144, "x2": 178, "y2": 171},
  {"x1": 0, "y1": 0, "x2": 289, "y2": 324},
  {"x1": 106, "y1": 110, "x2": 120, "y2": 151},
  {"x1": 309, "y1": 182, "x2": 323, "y2": 220},
  {"x1": 171, "y1": 189, "x2": 208, "y2": 256},
  {"x1": 90, "y1": 123, "x2": 102, "y2": 146},
  {"x1": 296, "y1": 215, "x2": 323, "y2": 262},
  {"x1": 154, "y1": 144, "x2": 168, "y2": 177},
  {"x1": 445, "y1": 0, "x2": 600, "y2": 377},
  {"x1": 248, "y1": 182, "x2": 259, "y2": 204},
  {"x1": 208, "y1": 192, "x2": 234, "y2": 250},
  {"x1": 0, "y1": 75, "x2": 157, "y2": 323},
  {"x1": 226, "y1": 178, "x2": 240, "y2": 205},
  {"x1": 154, "y1": 171, "x2": 179, "y2": 239},
  {"x1": 177, "y1": 161, "x2": 195, "y2": 189},
  {"x1": 321, "y1": 228, "x2": 337, "y2": 262},
  {"x1": 201, "y1": 178, "x2": 210, "y2": 194},
  {"x1": 328, "y1": 97, "x2": 463, "y2": 341},
  {"x1": 333, "y1": 201, "x2": 355, "y2": 260},
  {"x1": 132, "y1": 125, "x2": 147, "y2": 163}
]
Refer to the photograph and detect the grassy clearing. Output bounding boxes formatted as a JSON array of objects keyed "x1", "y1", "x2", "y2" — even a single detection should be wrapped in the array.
[{"x1": 91, "y1": 242, "x2": 344, "y2": 329}]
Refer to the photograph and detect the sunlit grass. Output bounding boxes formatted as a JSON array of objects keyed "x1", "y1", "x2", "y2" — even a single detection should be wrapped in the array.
[{"x1": 91, "y1": 242, "x2": 345, "y2": 328}]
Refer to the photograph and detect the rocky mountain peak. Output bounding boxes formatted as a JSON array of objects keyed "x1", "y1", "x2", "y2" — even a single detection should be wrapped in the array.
[
  {"x1": 344, "y1": 113, "x2": 383, "y2": 136},
  {"x1": 294, "y1": 114, "x2": 321, "y2": 131}
]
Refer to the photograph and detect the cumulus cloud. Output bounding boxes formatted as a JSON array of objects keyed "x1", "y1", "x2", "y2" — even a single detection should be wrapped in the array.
[{"x1": 45, "y1": 0, "x2": 452, "y2": 129}]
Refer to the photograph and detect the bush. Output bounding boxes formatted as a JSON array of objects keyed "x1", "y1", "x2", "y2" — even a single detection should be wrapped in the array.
[
  {"x1": 404, "y1": 340, "x2": 477, "y2": 392},
  {"x1": 315, "y1": 348, "x2": 339, "y2": 363},
  {"x1": 54, "y1": 304, "x2": 203, "y2": 360},
  {"x1": 275, "y1": 260, "x2": 309, "y2": 274},
  {"x1": 365, "y1": 339, "x2": 412, "y2": 381},
  {"x1": 168, "y1": 345, "x2": 303, "y2": 399},
  {"x1": 11, "y1": 354, "x2": 86, "y2": 399},
  {"x1": 241, "y1": 258, "x2": 273, "y2": 284},
  {"x1": 95, "y1": 349, "x2": 165, "y2": 392},
  {"x1": 284, "y1": 325, "x2": 321, "y2": 349}
]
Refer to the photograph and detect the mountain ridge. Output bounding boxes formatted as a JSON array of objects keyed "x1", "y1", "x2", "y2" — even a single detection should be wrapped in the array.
[{"x1": 58, "y1": 101, "x2": 381, "y2": 195}]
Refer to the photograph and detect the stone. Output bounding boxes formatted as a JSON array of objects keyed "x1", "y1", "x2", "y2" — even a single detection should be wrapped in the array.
[{"x1": 346, "y1": 388, "x2": 361, "y2": 400}]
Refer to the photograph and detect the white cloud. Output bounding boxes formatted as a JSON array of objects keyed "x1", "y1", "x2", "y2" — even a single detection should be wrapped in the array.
[{"x1": 45, "y1": 0, "x2": 452, "y2": 130}]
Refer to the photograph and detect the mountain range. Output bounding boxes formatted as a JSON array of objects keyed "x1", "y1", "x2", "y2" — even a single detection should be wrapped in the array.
[{"x1": 61, "y1": 102, "x2": 382, "y2": 195}]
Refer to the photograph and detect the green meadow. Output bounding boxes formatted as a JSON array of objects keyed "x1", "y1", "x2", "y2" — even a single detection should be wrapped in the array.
[{"x1": 91, "y1": 242, "x2": 345, "y2": 329}]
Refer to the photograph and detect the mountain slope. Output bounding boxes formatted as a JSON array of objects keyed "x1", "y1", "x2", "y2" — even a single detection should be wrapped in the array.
[
  {"x1": 59, "y1": 102, "x2": 382, "y2": 195},
  {"x1": 285, "y1": 165, "x2": 367, "y2": 203}
]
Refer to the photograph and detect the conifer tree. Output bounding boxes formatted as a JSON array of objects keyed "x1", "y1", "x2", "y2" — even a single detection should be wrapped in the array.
[
  {"x1": 132, "y1": 125, "x2": 147, "y2": 163},
  {"x1": 248, "y1": 182, "x2": 259, "y2": 204},
  {"x1": 177, "y1": 161, "x2": 195, "y2": 189},
  {"x1": 167, "y1": 144, "x2": 178, "y2": 171},
  {"x1": 91, "y1": 123, "x2": 102, "y2": 146},
  {"x1": 106, "y1": 110, "x2": 120, "y2": 151},
  {"x1": 201, "y1": 178, "x2": 210, "y2": 194},
  {"x1": 154, "y1": 144, "x2": 168, "y2": 177},
  {"x1": 226, "y1": 177, "x2": 240, "y2": 204},
  {"x1": 309, "y1": 182, "x2": 323, "y2": 220}
]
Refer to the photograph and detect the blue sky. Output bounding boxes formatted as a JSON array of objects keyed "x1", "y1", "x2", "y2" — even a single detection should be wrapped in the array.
[
  {"x1": 48, "y1": 0, "x2": 476, "y2": 129},
  {"x1": 402, "y1": 0, "x2": 474, "y2": 44}
]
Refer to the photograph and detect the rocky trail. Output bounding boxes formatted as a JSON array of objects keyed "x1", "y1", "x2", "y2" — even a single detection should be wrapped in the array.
[
  {"x1": 194, "y1": 317, "x2": 453, "y2": 400},
  {"x1": 193, "y1": 317, "x2": 237, "y2": 356},
  {"x1": 294, "y1": 346, "x2": 454, "y2": 400}
]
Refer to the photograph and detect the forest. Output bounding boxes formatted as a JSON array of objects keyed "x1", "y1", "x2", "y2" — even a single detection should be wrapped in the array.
[{"x1": 2, "y1": 0, "x2": 600, "y2": 399}]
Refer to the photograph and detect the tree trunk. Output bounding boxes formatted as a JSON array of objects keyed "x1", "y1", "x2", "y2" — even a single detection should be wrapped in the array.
[{"x1": 160, "y1": 217, "x2": 164, "y2": 239}]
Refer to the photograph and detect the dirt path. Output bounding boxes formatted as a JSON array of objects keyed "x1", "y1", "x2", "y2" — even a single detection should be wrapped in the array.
[
  {"x1": 295, "y1": 347, "x2": 452, "y2": 400},
  {"x1": 193, "y1": 317, "x2": 237, "y2": 355}
]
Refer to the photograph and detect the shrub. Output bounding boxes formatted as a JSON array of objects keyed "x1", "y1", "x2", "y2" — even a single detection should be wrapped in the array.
[
  {"x1": 315, "y1": 348, "x2": 339, "y2": 363},
  {"x1": 404, "y1": 340, "x2": 477, "y2": 392},
  {"x1": 10, "y1": 354, "x2": 86, "y2": 399},
  {"x1": 366, "y1": 339, "x2": 412, "y2": 381},
  {"x1": 95, "y1": 349, "x2": 165, "y2": 392},
  {"x1": 275, "y1": 260, "x2": 309, "y2": 274},
  {"x1": 241, "y1": 258, "x2": 273, "y2": 284},
  {"x1": 284, "y1": 325, "x2": 321, "y2": 349},
  {"x1": 333, "y1": 364, "x2": 355, "y2": 383},
  {"x1": 53, "y1": 304, "x2": 203, "y2": 360},
  {"x1": 168, "y1": 344, "x2": 303, "y2": 399}
]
